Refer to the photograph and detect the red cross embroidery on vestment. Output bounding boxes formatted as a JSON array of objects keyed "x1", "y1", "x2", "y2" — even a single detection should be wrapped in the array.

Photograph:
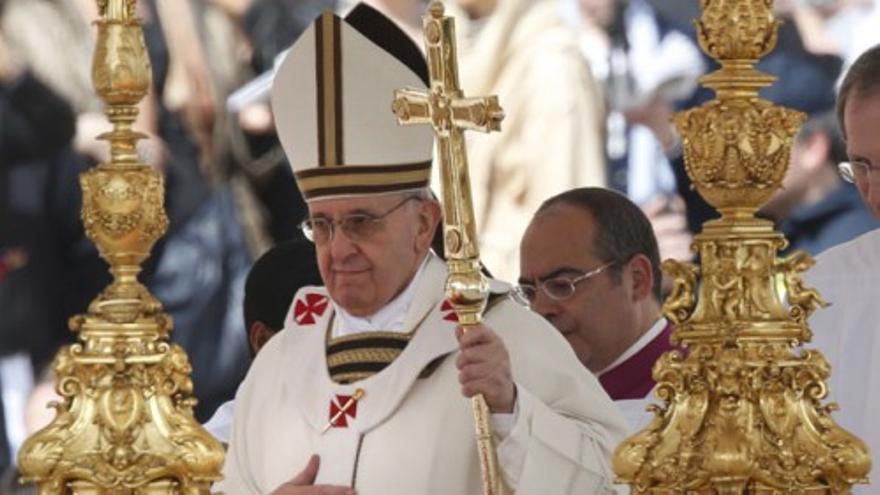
[
  {"x1": 293, "y1": 293, "x2": 329, "y2": 325},
  {"x1": 329, "y1": 394, "x2": 358, "y2": 428}
]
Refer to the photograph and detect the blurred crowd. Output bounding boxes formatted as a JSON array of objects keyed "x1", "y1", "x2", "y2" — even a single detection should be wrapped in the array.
[{"x1": 0, "y1": 0, "x2": 877, "y2": 483}]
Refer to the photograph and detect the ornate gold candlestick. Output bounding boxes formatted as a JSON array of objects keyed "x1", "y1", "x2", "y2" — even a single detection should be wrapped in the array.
[
  {"x1": 17, "y1": 1, "x2": 224, "y2": 493},
  {"x1": 613, "y1": 0, "x2": 871, "y2": 492}
]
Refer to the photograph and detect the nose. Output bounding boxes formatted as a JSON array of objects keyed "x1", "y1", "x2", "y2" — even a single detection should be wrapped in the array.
[
  {"x1": 328, "y1": 225, "x2": 359, "y2": 261},
  {"x1": 529, "y1": 289, "x2": 560, "y2": 320}
]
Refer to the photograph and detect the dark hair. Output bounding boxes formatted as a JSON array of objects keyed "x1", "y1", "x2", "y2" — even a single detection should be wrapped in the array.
[
  {"x1": 537, "y1": 188, "x2": 663, "y2": 302},
  {"x1": 243, "y1": 239, "x2": 323, "y2": 335},
  {"x1": 837, "y1": 44, "x2": 880, "y2": 139},
  {"x1": 797, "y1": 111, "x2": 848, "y2": 165}
]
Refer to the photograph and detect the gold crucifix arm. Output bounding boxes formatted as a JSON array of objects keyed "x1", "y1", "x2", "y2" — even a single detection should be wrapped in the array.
[
  {"x1": 391, "y1": 89, "x2": 433, "y2": 126},
  {"x1": 393, "y1": 90, "x2": 487, "y2": 266},
  {"x1": 451, "y1": 96, "x2": 504, "y2": 133},
  {"x1": 392, "y1": 87, "x2": 501, "y2": 268},
  {"x1": 393, "y1": 88, "x2": 503, "y2": 136}
]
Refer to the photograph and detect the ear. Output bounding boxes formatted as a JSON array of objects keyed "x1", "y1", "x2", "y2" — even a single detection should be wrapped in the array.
[
  {"x1": 627, "y1": 254, "x2": 655, "y2": 302},
  {"x1": 414, "y1": 199, "x2": 442, "y2": 252},
  {"x1": 248, "y1": 321, "x2": 276, "y2": 356}
]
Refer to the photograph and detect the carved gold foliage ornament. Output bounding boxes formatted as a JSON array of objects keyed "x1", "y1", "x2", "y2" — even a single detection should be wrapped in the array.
[
  {"x1": 612, "y1": 0, "x2": 871, "y2": 492},
  {"x1": 617, "y1": 342, "x2": 869, "y2": 492},
  {"x1": 697, "y1": 0, "x2": 779, "y2": 61},
  {"x1": 17, "y1": 0, "x2": 224, "y2": 493},
  {"x1": 678, "y1": 101, "x2": 802, "y2": 197}
]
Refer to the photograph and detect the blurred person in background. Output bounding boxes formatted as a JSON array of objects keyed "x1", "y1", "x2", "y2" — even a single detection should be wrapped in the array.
[
  {"x1": 1, "y1": 0, "x2": 162, "y2": 167},
  {"x1": 139, "y1": 0, "x2": 255, "y2": 421},
  {"x1": 447, "y1": 0, "x2": 607, "y2": 282},
  {"x1": 0, "y1": 0, "x2": 125, "y2": 389},
  {"x1": 208, "y1": 0, "x2": 336, "y2": 245},
  {"x1": 643, "y1": 0, "x2": 700, "y2": 28},
  {"x1": 773, "y1": 0, "x2": 876, "y2": 64},
  {"x1": 596, "y1": 0, "x2": 848, "y2": 246},
  {"x1": 762, "y1": 111, "x2": 880, "y2": 255},
  {"x1": 571, "y1": 0, "x2": 703, "y2": 206},
  {"x1": 0, "y1": 28, "x2": 76, "y2": 476},
  {"x1": 848, "y1": 0, "x2": 880, "y2": 66},
  {"x1": 1, "y1": 0, "x2": 255, "y2": 421},
  {"x1": 568, "y1": 0, "x2": 701, "y2": 268},
  {"x1": 760, "y1": 0, "x2": 844, "y2": 116}
]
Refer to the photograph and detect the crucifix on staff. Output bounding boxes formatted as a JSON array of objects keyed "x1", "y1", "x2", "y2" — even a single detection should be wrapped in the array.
[{"x1": 393, "y1": 2, "x2": 507, "y2": 493}]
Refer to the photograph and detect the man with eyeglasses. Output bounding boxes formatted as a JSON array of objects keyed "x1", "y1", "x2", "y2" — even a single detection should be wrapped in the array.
[
  {"x1": 518, "y1": 187, "x2": 677, "y2": 428},
  {"x1": 216, "y1": 6, "x2": 629, "y2": 495},
  {"x1": 801, "y1": 44, "x2": 880, "y2": 494}
]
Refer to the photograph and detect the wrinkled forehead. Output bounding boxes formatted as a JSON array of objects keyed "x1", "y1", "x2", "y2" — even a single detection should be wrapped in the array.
[{"x1": 307, "y1": 191, "x2": 408, "y2": 216}]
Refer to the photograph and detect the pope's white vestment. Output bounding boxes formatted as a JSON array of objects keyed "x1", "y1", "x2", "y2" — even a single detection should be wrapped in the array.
[
  {"x1": 804, "y1": 228, "x2": 880, "y2": 494},
  {"x1": 216, "y1": 253, "x2": 630, "y2": 494}
]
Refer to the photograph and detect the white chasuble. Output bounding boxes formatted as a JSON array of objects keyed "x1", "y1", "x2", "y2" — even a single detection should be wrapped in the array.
[{"x1": 216, "y1": 253, "x2": 630, "y2": 494}]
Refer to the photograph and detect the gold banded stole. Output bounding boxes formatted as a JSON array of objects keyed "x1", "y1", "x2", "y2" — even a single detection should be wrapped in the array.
[{"x1": 326, "y1": 332, "x2": 412, "y2": 384}]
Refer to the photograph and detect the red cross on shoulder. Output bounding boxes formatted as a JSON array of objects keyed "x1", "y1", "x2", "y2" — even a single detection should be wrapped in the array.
[{"x1": 293, "y1": 293, "x2": 329, "y2": 326}]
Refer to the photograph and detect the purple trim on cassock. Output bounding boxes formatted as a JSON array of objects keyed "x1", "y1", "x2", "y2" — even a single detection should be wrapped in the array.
[{"x1": 598, "y1": 323, "x2": 677, "y2": 401}]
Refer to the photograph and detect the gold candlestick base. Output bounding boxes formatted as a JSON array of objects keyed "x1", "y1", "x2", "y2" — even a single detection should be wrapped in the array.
[{"x1": 612, "y1": 0, "x2": 871, "y2": 492}]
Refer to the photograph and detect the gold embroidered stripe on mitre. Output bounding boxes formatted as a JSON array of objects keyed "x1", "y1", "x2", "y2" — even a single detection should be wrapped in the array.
[{"x1": 326, "y1": 331, "x2": 412, "y2": 384}]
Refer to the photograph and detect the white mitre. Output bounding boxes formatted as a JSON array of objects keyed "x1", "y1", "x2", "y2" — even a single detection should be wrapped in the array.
[{"x1": 272, "y1": 4, "x2": 434, "y2": 201}]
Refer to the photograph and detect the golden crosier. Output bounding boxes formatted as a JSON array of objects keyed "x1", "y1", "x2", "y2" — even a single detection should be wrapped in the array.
[
  {"x1": 612, "y1": 0, "x2": 871, "y2": 492},
  {"x1": 392, "y1": 2, "x2": 509, "y2": 494},
  {"x1": 17, "y1": 1, "x2": 224, "y2": 493}
]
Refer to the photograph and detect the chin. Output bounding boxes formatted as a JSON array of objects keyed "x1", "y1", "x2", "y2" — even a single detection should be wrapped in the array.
[
  {"x1": 329, "y1": 288, "x2": 375, "y2": 316},
  {"x1": 330, "y1": 271, "x2": 369, "y2": 290}
]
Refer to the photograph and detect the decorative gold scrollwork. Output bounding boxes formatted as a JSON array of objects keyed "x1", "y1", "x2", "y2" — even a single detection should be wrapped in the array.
[
  {"x1": 17, "y1": 2, "x2": 224, "y2": 493},
  {"x1": 613, "y1": 0, "x2": 871, "y2": 491}
]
